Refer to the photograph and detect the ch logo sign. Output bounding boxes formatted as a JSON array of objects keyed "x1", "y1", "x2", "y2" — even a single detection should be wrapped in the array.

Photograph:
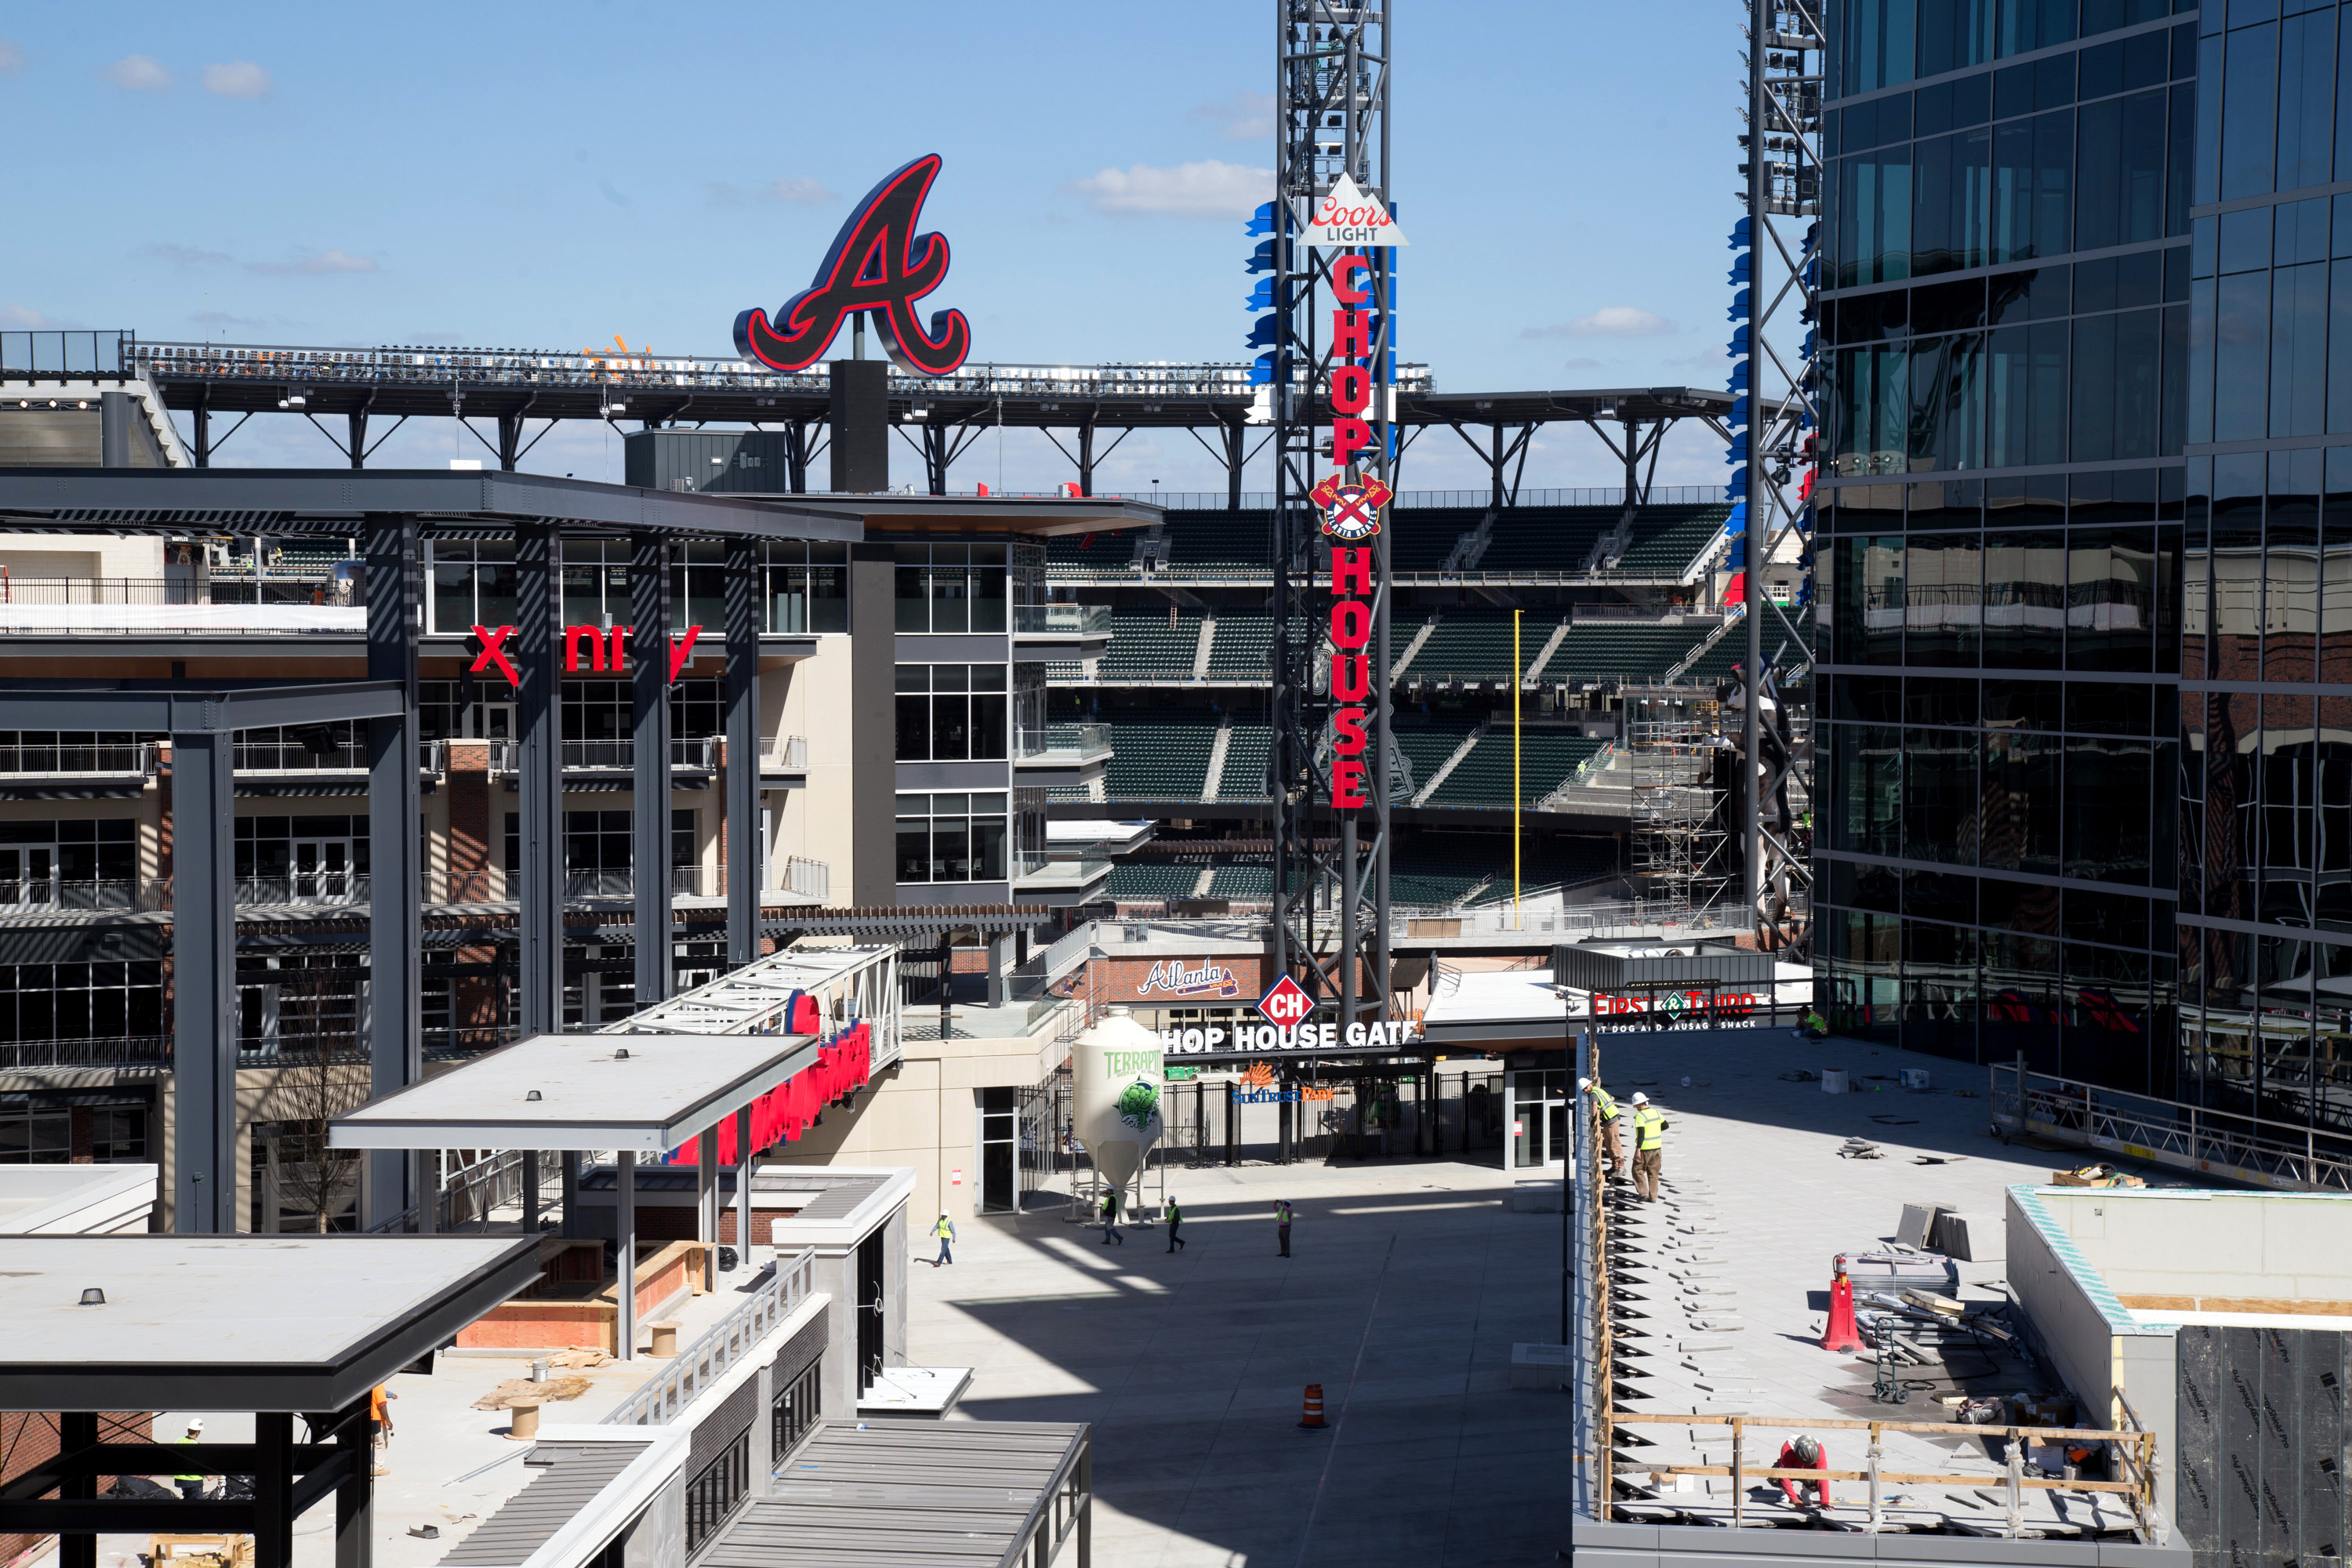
[{"x1": 1258, "y1": 975, "x2": 1314, "y2": 1028}]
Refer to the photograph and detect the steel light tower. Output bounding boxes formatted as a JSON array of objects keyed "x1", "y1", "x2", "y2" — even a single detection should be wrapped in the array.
[
  {"x1": 1269, "y1": 1, "x2": 1395, "y2": 1028},
  {"x1": 1731, "y1": 0, "x2": 1821, "y2": 953}
]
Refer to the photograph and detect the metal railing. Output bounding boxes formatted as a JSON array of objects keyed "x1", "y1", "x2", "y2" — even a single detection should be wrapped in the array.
[
  {"x1": 1609, "y1": 1411, "x2": 2158, "y2": 1538},
  {"x1": 605, "y1": 1248, "x2": 818, "y2": 1428},
  {"x1": 1013, "y1": 603, "x2": 1113, "y2": 636},
  {"x1": 768, "y1": 735, "x2": 808, "y2": 770},
  {"x1": 1991, "y1": 1062, "x2": 2352, "y2": 1193},
  {"x1": 133, "y1": 339, "x2": 1429, "y2": 401},
  {"x1": 0, "y1": 879, "x2": 162, "y2": 913},
  {"x1": 1014, "y1": 723, "x2": 1111, "y2": 761},
  {"x1": 781, "y1": 855, "x2": 828, "y2": 900},
  {"x1": 238, "y1": 873, "x2": 369, "y2": 907},
  {"x1": 0, "y1": 1035, "x2": 170, "y2": 1071},
  {"x1": 0, "y1": 742, "x2": 159, "y2": 777},
  {"x1": 0, "y1": 576, "x2": 361, "y2": 607},
  {"x1": 1145, "y1": 485, "x2": 1721, "y2": 510}
]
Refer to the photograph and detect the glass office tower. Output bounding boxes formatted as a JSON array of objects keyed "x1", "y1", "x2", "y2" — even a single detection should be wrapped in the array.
[
  {"x1": 2177, "y1": 4, "x2": 2352, "y2": 1133},
  {"x1": 1817, "y1": 0, "x2": 2198, "y2": 1091}
]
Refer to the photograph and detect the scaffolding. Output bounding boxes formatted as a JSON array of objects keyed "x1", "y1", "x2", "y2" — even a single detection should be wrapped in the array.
[{"x1": 1623, "y1": 707, "x2": 1726, "y2": 927}]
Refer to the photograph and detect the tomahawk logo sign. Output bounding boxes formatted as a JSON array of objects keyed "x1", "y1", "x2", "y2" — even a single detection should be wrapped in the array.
[
  {"x1": 1135, "y1": 960, "x2": 1241, "y2": 1000},
  {"x1": 734, "y1": 154, "x2": 972, "y2": 376}
]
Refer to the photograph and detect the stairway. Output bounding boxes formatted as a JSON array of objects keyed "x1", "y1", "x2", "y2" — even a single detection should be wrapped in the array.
[{"x1": 1202, "y1": 715, "x2": 1234, "y2": 801}]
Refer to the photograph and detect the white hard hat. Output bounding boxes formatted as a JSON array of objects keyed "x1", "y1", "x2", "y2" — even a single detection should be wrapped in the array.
[
  {"x1": 1631, "y1": 1091, "x2": 1650, "y2": 1105},
  {"x1": 1577, "y1": 1076, "x2": 1592, "y2": 1092},
  {"x1": 185, "y1": 1418, "x2": 204, "y2": 1432}
]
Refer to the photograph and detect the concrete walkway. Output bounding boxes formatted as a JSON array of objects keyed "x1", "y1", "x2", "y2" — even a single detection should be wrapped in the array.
[{"x1": 912, "y1": 1152, "x2": 1571, "y2": 1567}]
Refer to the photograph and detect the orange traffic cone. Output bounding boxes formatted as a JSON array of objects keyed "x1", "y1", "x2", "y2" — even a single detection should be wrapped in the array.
[
  {"x1": 1298, "y1": 1384, "x2": 1327, "y2": 1429},
  {"x1": 1821, "y1": 1269, "x2": 1865, "y2": 1354}
]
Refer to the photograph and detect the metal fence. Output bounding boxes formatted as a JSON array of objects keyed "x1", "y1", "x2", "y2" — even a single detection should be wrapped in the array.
[
  {"x1": 1146, "y1": 486, "x2": 1722, "y2": 510},
  {"x1": 0, "y1": 1035, "x2": 170, "y2": 1071},
  {"x1": 604, "y1": 1248, "x2": 818, "y2": 1427},
  {"x1": 1990, "y1": 1062, "x2": 2352, "y2": 1192}
]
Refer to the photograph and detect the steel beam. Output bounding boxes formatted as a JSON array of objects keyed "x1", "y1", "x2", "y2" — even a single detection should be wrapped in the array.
[
  {"x1": 0, "y1": 681, "x2": 407, "y2": 733},
  {"x1": 631, "y1": 531, "x2": 673, "y2": 1007},
  {"x1": 725, "y1": 539, "x2": 762, "y2": 970},
  {"x1": 172, "y1": 729, "x2": 237, "y2": 1233},
  {"x1": 365, "y1": 514, "x2": 422, "y2": 1229},
  {"x1": 516, "y1": 524, "x2": 564, "y2": 1036}
]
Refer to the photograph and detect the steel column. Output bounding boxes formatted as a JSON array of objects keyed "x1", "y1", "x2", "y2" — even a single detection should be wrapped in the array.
[
  {"x1": 58, "y1": 1412, "x2": 94, "y2": 1568},
  {"x1": 171, "y1": 728, "x2": 236, "y2": 1232},
  {"x1": 516, "y1": 524, "x2": 564, "y2": 1036},
  {"x1": 630, "y1": 532, "x2": 673, "y2": 1007},
  {"x1": 332, "y1": 1392, "x2": 373, "y2": 1568},
  {"x1": 497, "y1": 412, "x2": 524, "y2": 472},
  {"x1": 698, "y1": 1131, "x2": 718, "y2": 1293},
  {"x1": 347, "y1": 410, "x2": 368, "y2": 470},
  {"x1": 735, "y1": 1104, "x2": 754, "y2": 1269},
  {"x1": 725, "y1": 540, "x2": 762, "y2": 971},
  {"x1": 1744, "y1": 0, "x2": 1767, "y2": 916},
  {"x1": 617, "y1": 1149, "x2": 638, "y2": 1361},
  {"x1": 365, "y1": 513, "x2": 422, "y2": 1229}
]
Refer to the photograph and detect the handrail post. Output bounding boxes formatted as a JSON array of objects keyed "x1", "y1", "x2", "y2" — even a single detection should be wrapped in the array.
[
  {"x1": 2005, "y1": 1430, "x2": 2024, "y2": 1536},
  {"x1": 1730, "y1": 1421, "x2": 1744, "y2": 1527},
  {"x1": 1867, "y1": 1427, "x2": 1883, "y2": 1530}
]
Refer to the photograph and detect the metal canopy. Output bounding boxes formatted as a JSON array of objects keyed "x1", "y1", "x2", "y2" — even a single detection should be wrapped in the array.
[
  {"x1": 0, "y1": 467, "x2": 1156, "y2": 539},
  {"x1": 0, "y1": 680, "x2": 407, "y2": 731},
  {"x1": 0, "y1": 1234, "x2": 539, "y2": 1410},
  {"x1": 328, "y1": 1030, "x2": 827, "y2": 1153},
  {"x1": 1402, "y1": 387, "x2": 1739, "y2": 426},
  {"x1": 1550, "y1": 939, "x2": 1779, "y2": 993},
  {"x1": 701, "y1": 1420, "x2": 1089, "y2": 1568},
  {"x1": 0, "y1": 466, "x2": 862, "y2": 539}
]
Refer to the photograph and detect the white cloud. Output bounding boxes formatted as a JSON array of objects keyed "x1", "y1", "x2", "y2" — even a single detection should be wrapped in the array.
[
  {"x1": 1524, "y1": 307, "x2": 1679, "y2": 339},
  {"x1": 247, "y1": 248, "x2": 378, "y2": 276},
  {"x1": 1190, "y1": 89, "x2": 1276, "y2": 142},
  {"x1": 142, "y1": 241, "x2": 232, "y2": 270},
  {"x1": 0, "y1": 306, "x2": 48, "y2": 328},
  {"x1": 705, "y1": 175, "x2": 837, "y2": 208},
  {"x1": 202, "y1": 61, "x2": 270, "y2": 99},
  {"x1": 103, "y1": 55, "x2": 171, "y2": 93},
  {"x1": 1563, "y1": 357, "x2": 1605, "y2": 371},
  {"x1": 1068, "y1": 160, "x2": 1272, "y2": 219},
  {"x1": 760, "y1": 175, "x2": 834, "y2": 204},
  {"x1": 0, "y1": 41, "x2": 26, "y2": 77}
]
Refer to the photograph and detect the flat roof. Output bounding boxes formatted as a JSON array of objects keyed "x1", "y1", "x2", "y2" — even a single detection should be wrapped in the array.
[
  {"x1": 0, "y1": 1163, "x2": 158, "y2": 1234},
  {"x1": 0, "y1": 1234, "x2": 539, "y2": 1410},
  {"x1": 704, "y1": 1420, "x2": 1087, "y2": 1568},
  {"x1": 330, "y1": 1031, "x2": 826, "y2": 1152}
]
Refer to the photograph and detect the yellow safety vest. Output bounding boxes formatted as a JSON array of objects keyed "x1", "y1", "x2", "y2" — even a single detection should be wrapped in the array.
[
  {"x1": 933, "y1": 1218, "x2": 953, "y2": 1240},
  {"x1": 1591, "y1": 1087, "x2": 1620, "y2": 1123},
  {"x1": 173, "y1": 1434, "x2": 203, "y2": 1484},
  {"x1": 1632, "y1": 1105, "x2": 1665, "y2": 1150}
]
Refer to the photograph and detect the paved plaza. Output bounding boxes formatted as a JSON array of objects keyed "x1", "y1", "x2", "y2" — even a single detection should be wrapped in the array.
[{"x1": 913, "y1": 1144, "x2": 1571, "y2": 1567}]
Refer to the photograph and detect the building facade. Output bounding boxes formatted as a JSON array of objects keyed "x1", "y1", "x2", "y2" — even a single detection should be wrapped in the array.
[{"x1": 1819, "y1": 0, "x2": 2198, "y2": 1091}]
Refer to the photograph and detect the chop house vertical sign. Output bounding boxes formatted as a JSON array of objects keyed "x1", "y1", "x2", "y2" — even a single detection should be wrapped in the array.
[{"x1": 1310, "y1": 251, "x2": 1393, "y2": 813}]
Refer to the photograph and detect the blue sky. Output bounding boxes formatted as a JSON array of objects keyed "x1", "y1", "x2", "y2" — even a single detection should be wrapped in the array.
[{"x1": 0, "y1": 2, "x2": 1740, "y2": 494}]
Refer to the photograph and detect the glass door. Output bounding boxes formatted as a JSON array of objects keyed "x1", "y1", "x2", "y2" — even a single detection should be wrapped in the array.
[
  {"x1": 0, "y1": 845, "x2": 56, "y2": 906},
  {"x1": 290, "y1": 839, "x2": 353, "y2": 903}
]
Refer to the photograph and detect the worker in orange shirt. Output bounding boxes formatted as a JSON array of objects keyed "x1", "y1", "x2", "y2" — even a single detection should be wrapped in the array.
[{"x1": 370, "y1": 1385, "x2": 397, "y2": 1476}]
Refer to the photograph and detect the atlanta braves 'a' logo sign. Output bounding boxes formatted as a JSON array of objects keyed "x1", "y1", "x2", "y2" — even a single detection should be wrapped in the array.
[
  {"x1": 1310, "y1": 472, "x2": 1392, "y2": 541},
  {"x1": 733, "y1": 154, "x2": 972, "y2": 376}
]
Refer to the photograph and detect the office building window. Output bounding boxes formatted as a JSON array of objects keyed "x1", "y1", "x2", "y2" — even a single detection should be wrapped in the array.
[
  {"x1": 895, "y1": 543, "x2": 1007, "y2": 633},
  {"x1": 0, "y1": 1110, "x2": 70, "y2": 1163},
  {"x1": 895, "y1": 665, "x2": 1010, "y2": 760},
  {"x1": 895, "y1": 792, "x2": 1010, "y2": 884}
]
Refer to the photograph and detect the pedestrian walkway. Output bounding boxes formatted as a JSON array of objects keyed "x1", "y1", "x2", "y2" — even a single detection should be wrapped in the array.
[{"x1": 909, "y1": 1154, "x2": 1568, "y2": 1566}]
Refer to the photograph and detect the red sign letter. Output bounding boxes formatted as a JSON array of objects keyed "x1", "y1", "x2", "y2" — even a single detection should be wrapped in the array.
[
  {"x1": 470, "y1": 625, "x2": 518, "y2": 684},
  {"x1": 1334, "y1": 709, "x2": 1369, "y2": 757},
  {"x1": 1330, "y1": 599, "x2": 1370, "y2": 650},
  {"x1": 1329, "y1": 364, "x2": 1370, "y2": 416},
  {"x1": 1331, "y1": 418, "x2": 1374, "y2": 467},
  {"x1": 1332, "y1": 253, "x2": 1372, "y2": 305},
  {"x1": 1330, "y1": 547, "x2": 1374, "y2": 597},
  {"x1": 1330, "y1": 655, "x2": 1370, "y2": 702},
  {"x1": 1331, "y1": 757, "x2": 1367, "y2": 809},
  {"x1": 1330, "y1": 309, "x2": 1371, "y2": 359},
  {"x1": 668, "y1": 625, "x2": 703, "y2": 682},
  {"x1": 564, "y1": 626, "x2": 605, "y2": 673}
]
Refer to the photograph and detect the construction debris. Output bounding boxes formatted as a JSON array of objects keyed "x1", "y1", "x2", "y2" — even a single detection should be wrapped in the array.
[
  {"x1": 1838, "y1": 1137, "x2": 1883, "y2": 1159},
  {"x1": 474, "y1": 1375, "x2": 593, "y2": 1410},
  {"x1": 2050, "y1": 1163, "x2": 2147, "y2": 1189}
]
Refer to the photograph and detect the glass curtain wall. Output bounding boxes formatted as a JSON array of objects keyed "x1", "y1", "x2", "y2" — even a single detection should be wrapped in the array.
[
  {"x1": 2177, "y1": 0, "x2": 2352, "y2": 1146},
  {"x1": 1819, "y1": 0, "x2": 2196, "y2": 1091}
]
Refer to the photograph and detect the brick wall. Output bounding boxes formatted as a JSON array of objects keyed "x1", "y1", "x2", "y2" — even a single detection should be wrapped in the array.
[{"x1": 0, "y1": 1412, "x2": 156, "y2": 1568}]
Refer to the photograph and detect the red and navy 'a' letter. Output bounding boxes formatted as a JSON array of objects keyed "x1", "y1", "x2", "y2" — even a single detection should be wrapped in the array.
[{"x1": 734, "y1": 154, "x2": 972, "y2": 377}]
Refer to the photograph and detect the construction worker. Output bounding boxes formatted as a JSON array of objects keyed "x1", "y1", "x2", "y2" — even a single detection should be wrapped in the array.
[
  {"x1": 1803, "y1": 1007, "x2": 1828, "y2": 1039},
  {"x1": 1166, "y1": 1196, "x2": 1185, "y2": 1252},
  {"x1": 1274, "y1": 1198, "x2": 1294, "y2": 1257},
  {"x1": 172, "y1": 1418, "x2": 206, "y2": 1501},
  {"x1": 369, "y1": 1385, "x2": 396, "y2": 1475},
  {"x1": 1629, "y1": 1092, "x2": 1667, "y2": 1201},
  {"x1": 1776, "y1": 1434, "x2": 1831, "y2": 1508},
  {"x1": 1100, "y1": 1188, "x2": 1123, "y2": 1245},
  {"x1": 1578, "y1": 1077, "x2": 1625, "y2": 1180},
  {"x1": 931, "y1": 1210, "x2": 955, "y2": 1268}
]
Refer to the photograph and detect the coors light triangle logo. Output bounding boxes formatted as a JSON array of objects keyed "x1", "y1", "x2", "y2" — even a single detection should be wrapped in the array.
[
  {"x1": 734, "y1": 154, "x2": 973, "y2": 376},
  {"x1": 1298, "y1": 172, "x2": 1409, "y2": 248}
]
